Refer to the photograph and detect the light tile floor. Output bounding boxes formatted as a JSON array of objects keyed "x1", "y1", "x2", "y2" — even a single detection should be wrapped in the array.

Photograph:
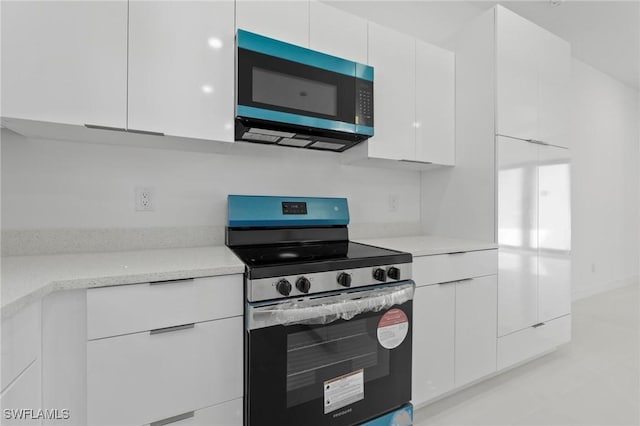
[{"x1": 414, "y1": 283, "x2": 640, "y2": 426}]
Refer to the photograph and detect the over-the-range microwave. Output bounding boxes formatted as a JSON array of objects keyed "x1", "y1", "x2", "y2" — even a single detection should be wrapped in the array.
[{"x1": 235, "y1": 30, "x2": 374, "y2": 152}]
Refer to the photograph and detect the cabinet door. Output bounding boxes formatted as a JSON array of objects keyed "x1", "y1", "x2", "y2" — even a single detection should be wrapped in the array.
[
  {"x1": 495, "y1": 6, "x2": 539, "y2": 141},
  {"x1": 538, "y1": 145, "x2": 571, "y2": 321},
  {"x1": 537, "y1": 30, "x2": 570, "y2": 147},
  {"x1": 367, "y1": 23, "x2": 415, "y2": 161},
  {"x1": 1, "y1": 1, "x2": 127, "y2": 128},
  {"x1": 455, "y1": 276, "x2": 497, "y2": 387},
  {"x1": 236, "y1": 0, "x2": 310, "y2": 47},
  {"x1": 412, "y1": 284, "x2": 455, "y2": 406},
  {"x1": 128, "y1": 1, "x2": 234, "y2": 141},
  {"x1": 309, "y1": 1, "x2": 367, "y2": 64},
  {"x1": 1, "y1": 301, "x2": 40, "y2": 392},
  {"x1": 415, "y1": 40, "x2": 455, "y2": 165},
  {"x1": 497, "y1": 136, "x2": 539, "y2": 336},
  {"x1": 0, "y1": 359, "x2": 42, "y2": 426}
]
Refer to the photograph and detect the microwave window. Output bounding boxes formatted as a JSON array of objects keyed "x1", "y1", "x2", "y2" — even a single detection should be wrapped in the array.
[{"x1": 252, "y1": 67, "x2": 338, "y2": 117}]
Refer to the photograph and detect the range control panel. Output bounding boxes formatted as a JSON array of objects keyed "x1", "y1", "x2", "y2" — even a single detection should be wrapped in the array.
[{"x1": 247, "y1": 263, "x2": 412, "y2": 302}]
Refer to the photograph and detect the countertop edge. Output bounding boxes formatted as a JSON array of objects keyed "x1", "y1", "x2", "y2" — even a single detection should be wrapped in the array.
[{"x1": 2, "y1": 264, "x2": 245, "y2": 319}]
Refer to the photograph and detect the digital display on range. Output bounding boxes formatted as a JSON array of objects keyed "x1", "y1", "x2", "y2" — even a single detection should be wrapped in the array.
[{"x1": 282, "y1": 202, "x2": 308, "y2": 215}]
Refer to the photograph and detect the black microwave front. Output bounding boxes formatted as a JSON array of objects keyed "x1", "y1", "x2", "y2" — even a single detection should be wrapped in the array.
[{"x1": 235, "y1": 30, "x2": 374, "y2": 152}]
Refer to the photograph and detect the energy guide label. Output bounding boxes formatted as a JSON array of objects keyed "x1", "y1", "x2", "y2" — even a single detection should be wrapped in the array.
[
  {"x1": 323, "y1": 369, "x2": 364, "y2": 414},
  {"x1": 377, "y1": 308, "x2": 409, "y2": 349}
]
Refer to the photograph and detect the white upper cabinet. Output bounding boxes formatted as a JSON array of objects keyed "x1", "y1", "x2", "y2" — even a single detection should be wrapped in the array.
[
  {"x1": 236, "y1": 0, "x2": 310, "y2": 47},
  {"x1": 537, "y1": 30, "x2": 571, "y2": 148},
  {"x1": 496, "y1": 6, "x2": 571, "y2": 147},
  {"x1": 309, "y1": 1, "x2": 368, "y2": 64},
  {"x1": 128, "y1": 1, "x2": 235, "y2": 141},
  {"x1": 367, "y1": 22, "x2": 416, "y2": 161},
  {"x1": 1, "y1": 1, "x2": 127, "y2": 128},
  {"x1": 496, "y1": 6, "x2": 539, "y2": 142},
  {"x1": 415, "y1": 40, "x2": 455, "y2": 165}
]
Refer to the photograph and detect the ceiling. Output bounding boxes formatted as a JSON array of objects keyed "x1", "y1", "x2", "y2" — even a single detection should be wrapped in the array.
[{"x1": 325, "y1": 1, "x2": 640, "y2": 91}]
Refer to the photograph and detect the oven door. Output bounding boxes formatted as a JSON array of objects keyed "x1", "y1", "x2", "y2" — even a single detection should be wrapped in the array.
[
  {"x1": 236, "y1": 30, "x2": 374, "y2": 136},
  {"x1": 245, "y1": 281, "x2": 414, "y2": 426}
]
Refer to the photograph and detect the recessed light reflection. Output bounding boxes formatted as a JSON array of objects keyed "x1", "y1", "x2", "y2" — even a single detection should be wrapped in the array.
[
  {"x1": 201, "y1": 85, "x2": 214, "y2": 94},
  {"x1": 208, "y1": 37, "x2": 223, "y2": 49}
]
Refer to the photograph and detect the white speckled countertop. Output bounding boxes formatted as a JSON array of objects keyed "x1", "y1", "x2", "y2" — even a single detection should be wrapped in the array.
[
  {"x1": 354, "y1": 235, "x2": 497, "y2": 257},
  {"x1": 1, "y1": 246, "x2": 244, "y2": 318}
]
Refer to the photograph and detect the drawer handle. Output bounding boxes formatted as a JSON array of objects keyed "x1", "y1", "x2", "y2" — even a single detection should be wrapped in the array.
[
  {"x1": 457, "y1": 278, "x2": 473, "y2": 283},
  {"x1": 127, "y1": 128, "x2": 165, "y2": 136},
  {"x1": 448, "y1": 251, "x2": 467, "y2": 255},
  {"x1": 150, "y1": 411, "x2": 195, "y2": 426},
  {"x1": 438, "y1": 280, "x2": 458, "y2": 286},
  {"x1": 84, "y1": 124, "x2": 126, "y2": 132},
  {"x1": 532, "y1": 322, "x2": 546, "y2": 328},
  {"x1": 400, "y1": 159, "x2": 433, "y2": 165},
  {"x1": 149, "y1": 278, "x2": 195, "y2": 286},
  {"x1": 150, "y1": 323, "x2": 195, "y2": 335}
]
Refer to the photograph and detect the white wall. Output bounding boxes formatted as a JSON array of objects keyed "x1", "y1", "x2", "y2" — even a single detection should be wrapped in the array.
[
  {"x1": 1, "y1": 130, "x2": 420, "y2": 231},
  {"x1": 570, "y1": 59, "x2": 640, "y2": 300}
]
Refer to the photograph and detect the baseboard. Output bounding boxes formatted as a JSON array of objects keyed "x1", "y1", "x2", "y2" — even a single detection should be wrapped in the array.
[{"x1": 572, "y1": 275, "x2": 639, "y2": 301}]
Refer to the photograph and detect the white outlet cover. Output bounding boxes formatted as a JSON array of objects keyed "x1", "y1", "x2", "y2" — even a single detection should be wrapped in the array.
[{"x1": 135, "y1": 187, "x2": 155, "y2": 212}]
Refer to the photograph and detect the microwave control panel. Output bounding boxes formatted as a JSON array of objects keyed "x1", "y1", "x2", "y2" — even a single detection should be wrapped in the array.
[{"x1": 355, "y1": 79, "x2": 374, "y2": 128}]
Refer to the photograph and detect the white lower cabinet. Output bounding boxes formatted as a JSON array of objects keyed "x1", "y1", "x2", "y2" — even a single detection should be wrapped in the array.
[
  {"x1": 412, "y1": 249, "x2": 498, "y2": 407},
  {"x1": 143, "y1": 398, "x2": 243, "y2": 426},
  {"x1": 0, "y1": 359, "x2": 42, "y2": 426},
  {"x1": 497, "y1": 314, "x2": 571, "y2": 371},
  {"x1": 87, "y1": 316, "x2": 243, "y2": 426},
  {"x1": 454, "y1": 276, "x2": 497, "y2": 387},
  {"x1": 412, "y1": 284, "x2": 455, "y2": 405}
]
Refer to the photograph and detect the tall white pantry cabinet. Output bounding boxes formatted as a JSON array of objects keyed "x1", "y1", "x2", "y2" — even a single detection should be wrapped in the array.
[{"x1": 455, "y1": 5, "x2": 572, "y2": 372}]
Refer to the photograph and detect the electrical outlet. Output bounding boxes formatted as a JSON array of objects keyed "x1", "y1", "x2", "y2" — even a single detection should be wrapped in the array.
[
  {"x1": 388, "y1": 195, "x2": 399, "y2": 212},
  {"x1": 135, "y1": 187, "x2": 155, "y2": 211}
]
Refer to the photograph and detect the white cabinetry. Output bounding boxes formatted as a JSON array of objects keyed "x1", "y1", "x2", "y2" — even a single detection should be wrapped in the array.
[
  {"x1": 496, "y1": 6, "x2": 570, "y2": 147},
  {"x1": 454, "y1": 275, "x2": 497, "y2": 387},
  {"x1": 347, "y1": 23, "x2": 454, "y2": 168},
  {"x1": 309, "y1": 1, "x2": 368, "y2": 64},
  {"x1": 128, "y1": 0, "x2": 235, "y2": 142},
  {"x1": 415, "y1": 41, "x2": 455, "y2": 166},
  {"x1": 1, "y1": 1, "x2": 127, "y2": 128},
  {"x1": 367, "y1": 23, "x2": 415, "y2": 161},
  {"x1": 1, "y1": 301, "x2": 42, "y2": 425},
  {"x1": 412, "y1": 284, "x2": 455, "y2": 404},
  {"x1": 497, "y1": 136, "x2": 571, "y2": 369},
  {"x1": 236, "y1": 0, "x2": 310, "y2": 47},
  {"x1": 412, "y1": 249, "x2": 497, "y2": 407},
  {"x1": 86, "y1": 276, "x2": 244, "y2": 426},
  {"x1": 0, "y1": 359, "x2": 42, "y2": 426}
]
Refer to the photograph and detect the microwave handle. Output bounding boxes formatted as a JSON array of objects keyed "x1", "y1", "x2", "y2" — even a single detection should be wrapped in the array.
[{"x1": 248, "y1": 281, "x2": 414, "y2": 330}]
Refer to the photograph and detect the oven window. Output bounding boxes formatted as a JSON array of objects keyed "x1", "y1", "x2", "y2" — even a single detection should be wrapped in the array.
[
  {"x1": 286, "y1": 318, "x2": 389, "y2": 408},
  {"x1": 252, "y1": 67, "x2": 338, "y2": 117}
]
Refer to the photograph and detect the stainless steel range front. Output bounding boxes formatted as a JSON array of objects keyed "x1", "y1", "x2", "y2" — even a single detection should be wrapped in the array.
[{"x1": 226, "y1": 195, "x2": 414, "y2": 426}]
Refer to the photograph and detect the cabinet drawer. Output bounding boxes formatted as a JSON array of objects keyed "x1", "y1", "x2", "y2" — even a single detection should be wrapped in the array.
[
  {"x1": 413, "y1": 249, "x2": 497, "y2": 286},
  {"x1": 497, "y1": 314, "x2": 571, "y2": 371},
  {"x1": 0, "y1": 358, "x2": 42, "y2": 426},
  {"x1": 144, "y1": 398, "x2": 243, "y2": 426},
  {"x1": 87, "y1": 316, "x2": 243, "y2": 426},
  {"x1": 1, "y1": 300, "x2": 41, "y2": 391},
  {"x1": 87, "y1": 275, "x2": 242, "y2": 340}
]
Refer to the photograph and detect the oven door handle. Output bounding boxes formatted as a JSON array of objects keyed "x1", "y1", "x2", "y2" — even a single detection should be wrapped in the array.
[{"x1": 247, "y1": 281, "x2": 415, "y2": 330}]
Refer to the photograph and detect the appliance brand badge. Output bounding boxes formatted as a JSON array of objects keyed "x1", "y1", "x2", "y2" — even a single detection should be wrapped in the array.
[{"x1": 332, "y1": 408, "x2": 352, "y2": 418}]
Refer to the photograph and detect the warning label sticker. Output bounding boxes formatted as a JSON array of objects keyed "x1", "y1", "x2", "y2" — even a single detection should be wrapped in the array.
[
  {"x1": 377, "y1": 308, "x2": 409, "y2": 349},
  {"x1": 323, "y1": 369, "x2": 364, "y2": 414}
]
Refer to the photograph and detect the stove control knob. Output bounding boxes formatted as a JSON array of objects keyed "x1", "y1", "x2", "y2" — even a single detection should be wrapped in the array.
[
  {"x1": 337, "y1": 272, "x2": 352, "y2": 287},
  {"x1": 373, "y1": 268, "x2": 387, "y2": 282},
  {"x1": 276, "y1": 279, "x2": 292, "y2": 296},
  {"x1": 296, "y1": 277, "x2": 311, "y2": 293},
  {"x1": 387, "y1": 267, "x2": 401, "y2": 281}
]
